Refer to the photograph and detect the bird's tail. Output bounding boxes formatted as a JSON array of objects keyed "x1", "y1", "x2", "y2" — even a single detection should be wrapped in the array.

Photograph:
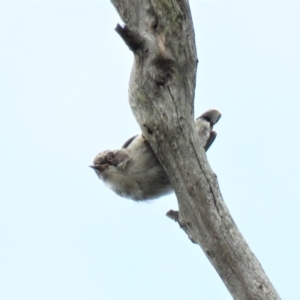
[{"x1": 195, "y1": 109, "x2": 221, "y2": 151}]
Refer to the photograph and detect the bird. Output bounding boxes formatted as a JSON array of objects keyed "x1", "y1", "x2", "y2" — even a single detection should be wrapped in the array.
[{"x1": 90, "y1": 109, "x2": 221, "y2": 201}]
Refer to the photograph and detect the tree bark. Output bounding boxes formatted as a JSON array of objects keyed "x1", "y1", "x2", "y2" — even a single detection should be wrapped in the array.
[{"x1": 110, "y1": 0, "x2": 280, "y2": 299}]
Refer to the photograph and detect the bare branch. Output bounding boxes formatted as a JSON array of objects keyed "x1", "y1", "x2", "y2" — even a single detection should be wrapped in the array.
[{"x1": 110, "y1": 0, "x2": 280, "y2": 299}]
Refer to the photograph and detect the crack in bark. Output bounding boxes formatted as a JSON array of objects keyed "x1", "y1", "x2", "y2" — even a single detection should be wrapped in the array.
[
  {"x1": 166, "y1": 86, "x2": 185, "y2": 138},
  {"x1": 190, "y1": 139, "x2": 221, "y2": 216}
]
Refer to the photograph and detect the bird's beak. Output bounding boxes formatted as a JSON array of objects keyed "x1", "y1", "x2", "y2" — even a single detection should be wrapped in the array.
[{"x1": 89, "y1": 164, "x2": 109, "y2": 171}]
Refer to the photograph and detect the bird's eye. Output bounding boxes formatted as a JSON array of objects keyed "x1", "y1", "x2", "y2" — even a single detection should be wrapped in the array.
[{"x1": 107, "y1": 156, "x2": 113, "y2": 162}]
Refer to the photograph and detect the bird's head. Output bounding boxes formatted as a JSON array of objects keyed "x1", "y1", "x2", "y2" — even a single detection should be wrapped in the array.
[{"x1": 90, "y1": 149, "x2": 129, "y2": 180}]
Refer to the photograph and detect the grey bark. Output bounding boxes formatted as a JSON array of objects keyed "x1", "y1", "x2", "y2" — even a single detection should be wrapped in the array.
[{"x1": 110, "y1": 0, "x2": 280, "y2": 299}]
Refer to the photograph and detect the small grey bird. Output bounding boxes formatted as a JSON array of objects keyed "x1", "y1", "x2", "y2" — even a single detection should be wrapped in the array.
[{"x1": 90, "y1": 109, "x2": 221, "y2": 201}]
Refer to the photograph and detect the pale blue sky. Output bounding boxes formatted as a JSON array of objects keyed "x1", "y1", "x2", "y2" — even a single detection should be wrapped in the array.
[{"x1": 0, "y1": 1, "x2": 300, "y2": 299}]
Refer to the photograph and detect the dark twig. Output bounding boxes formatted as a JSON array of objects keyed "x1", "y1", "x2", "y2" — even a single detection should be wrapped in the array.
[
  {"x1": 115, "y1": 24, "x2": 145, "y2": 53},
  {"x1": 166, "y1": 209, "x2": 179, "y2": 222}
]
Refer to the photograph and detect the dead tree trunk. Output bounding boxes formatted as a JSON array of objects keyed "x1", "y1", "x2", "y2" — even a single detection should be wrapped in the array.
[{"x1": 110, "y1": 0, "x2": 280, "y2": 299}]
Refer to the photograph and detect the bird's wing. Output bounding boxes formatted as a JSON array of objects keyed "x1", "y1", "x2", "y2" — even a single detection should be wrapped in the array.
[
  {"x1": 204, "y1": 131, "x2": 217, "y2": 152},
  {"x1": 122, "y1": 135, "x2": 138, "y2": 148}
]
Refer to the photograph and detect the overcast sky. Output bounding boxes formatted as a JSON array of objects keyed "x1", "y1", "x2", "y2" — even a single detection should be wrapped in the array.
[{"x1": 1, "y1": 1, "x2": 300, "y2": 299}]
